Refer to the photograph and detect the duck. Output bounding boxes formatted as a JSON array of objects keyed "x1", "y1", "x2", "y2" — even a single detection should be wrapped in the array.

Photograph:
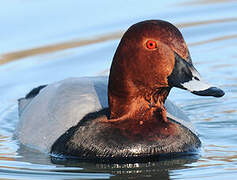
[{"x1": 17, "y1": 20, "x2": 224, "y2": 162}]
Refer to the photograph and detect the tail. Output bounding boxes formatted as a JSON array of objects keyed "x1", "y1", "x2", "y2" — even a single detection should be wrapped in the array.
[{"x1": 18, "y1": 85, "x2": 47, "y2": 116}]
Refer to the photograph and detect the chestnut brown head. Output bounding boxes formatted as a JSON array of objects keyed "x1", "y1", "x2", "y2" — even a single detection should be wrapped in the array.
[{"x1": 108, "y1": 20, "x2": 224, "y2": 118}]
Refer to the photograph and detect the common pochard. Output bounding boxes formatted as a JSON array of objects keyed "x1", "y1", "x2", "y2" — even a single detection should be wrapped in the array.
[{"x1": 17, "y1": 20, "x2": 224, "y2": 161}]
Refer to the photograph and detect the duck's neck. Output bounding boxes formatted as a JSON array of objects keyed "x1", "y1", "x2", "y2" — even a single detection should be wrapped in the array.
[{"x1": 108, "y1": 77, "x2": 171, "y2": 122}]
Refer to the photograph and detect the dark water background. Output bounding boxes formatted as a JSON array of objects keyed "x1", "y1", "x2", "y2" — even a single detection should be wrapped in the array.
[{"x1": 0, "y1": 0, "x2": 237, "y2": 179}]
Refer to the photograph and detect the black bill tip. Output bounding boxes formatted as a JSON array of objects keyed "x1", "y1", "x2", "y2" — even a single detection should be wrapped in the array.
[{"x1": 192, "y1": 87, "x2": 225, "y2": 98}]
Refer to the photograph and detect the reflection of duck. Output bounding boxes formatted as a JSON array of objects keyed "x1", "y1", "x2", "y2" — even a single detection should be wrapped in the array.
[
  {"x1": 17, "y1": 20, "x2": 224, "y2": 161},
  {"x1": 51, "y1": 155, "x2": 198, "y2": 180},
  {"x1": 16, "y1": 144, "x2": 198, "y2": 180}
]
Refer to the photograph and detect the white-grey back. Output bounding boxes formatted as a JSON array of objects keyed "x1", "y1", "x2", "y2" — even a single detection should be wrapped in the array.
[
  {"x1": 16, "y1": 77, "x2": 108, "y2": 152},
  {"x1": 16, "y1": 76, "x2": 197, "y2": 152}
]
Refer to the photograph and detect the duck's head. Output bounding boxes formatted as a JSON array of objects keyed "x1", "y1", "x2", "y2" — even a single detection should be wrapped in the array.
[{"x1": 108, "y1": 20, "x2": 224, "y2": 119}]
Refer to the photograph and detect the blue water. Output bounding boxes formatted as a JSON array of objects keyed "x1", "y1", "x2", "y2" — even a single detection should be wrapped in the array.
[{"x1": 0, "y1": 0, "x2": 237, "y2": 179}]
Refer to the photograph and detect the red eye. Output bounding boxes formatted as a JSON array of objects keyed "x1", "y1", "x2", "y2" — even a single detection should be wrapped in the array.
[{"x1": 146, "y1": 40, "x2": 157, "y2": 49}]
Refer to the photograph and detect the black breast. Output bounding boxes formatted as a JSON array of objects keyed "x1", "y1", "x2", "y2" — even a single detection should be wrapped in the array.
[{"x1": 50, "y1": 108, "x2": 201, "y2": 162}]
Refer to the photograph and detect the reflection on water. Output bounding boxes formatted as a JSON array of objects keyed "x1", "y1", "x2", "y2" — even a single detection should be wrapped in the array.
[
  {"x1": 0, "y1": 0, "x2": 237, "y2": 179},
  {"x1": 0, "y1": 32, "x2": 122, "y2": 65},
  {"x1": 189, "y1": 34, "x2": 237, "y2": 46},
  {"x1": 2, "y1": 17, "x2": 237, "y2": 65},
  {"x1": 12, "y1": 145, "x2": 198, "y2": 180},
  {"x1": 52, "y1": 157, "x2": 198, "y2": 180}
]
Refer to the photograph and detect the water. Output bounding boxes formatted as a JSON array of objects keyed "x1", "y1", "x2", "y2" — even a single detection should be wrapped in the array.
[{"x1": 0, "y1": 0, "x2": 237, "y2": 179}]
